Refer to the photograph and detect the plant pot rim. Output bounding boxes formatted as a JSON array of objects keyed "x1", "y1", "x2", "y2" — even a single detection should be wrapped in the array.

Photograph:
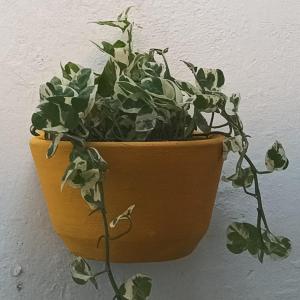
[{"x1": 30, "y1": 134, "x2": 224, "y2": 149}]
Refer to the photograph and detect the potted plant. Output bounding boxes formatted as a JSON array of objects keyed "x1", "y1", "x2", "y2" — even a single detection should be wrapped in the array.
[{"x1": 30, "y1": 8, "x2": 291, "y2": 300}]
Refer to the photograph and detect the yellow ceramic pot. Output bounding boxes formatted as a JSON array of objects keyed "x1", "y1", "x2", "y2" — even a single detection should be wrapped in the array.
[{"x1": 30, "y1": 135, "x2": 224, "y2": 262}]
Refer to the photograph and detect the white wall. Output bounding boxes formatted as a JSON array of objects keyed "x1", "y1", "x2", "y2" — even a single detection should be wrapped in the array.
[{"x1": 0, "y1": 0, "x2": 299, "y2": 299}]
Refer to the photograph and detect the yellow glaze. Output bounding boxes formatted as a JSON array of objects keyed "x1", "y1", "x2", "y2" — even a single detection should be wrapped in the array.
[{"x1": 30, "y1": 135, "x2": 224, "y2": 262}]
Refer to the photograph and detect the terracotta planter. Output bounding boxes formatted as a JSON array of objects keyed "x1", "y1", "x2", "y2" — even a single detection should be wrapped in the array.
[{"x1": 30, "y1": 135, "x2": 224, "y2": 262}]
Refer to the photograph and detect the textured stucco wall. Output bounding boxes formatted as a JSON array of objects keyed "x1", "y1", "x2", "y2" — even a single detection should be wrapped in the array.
[{"x1": 0, "y1": 0, "x2": 300, "y2": 299}]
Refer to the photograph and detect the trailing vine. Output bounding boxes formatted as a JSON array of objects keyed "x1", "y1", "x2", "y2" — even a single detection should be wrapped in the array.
[{"x1": 30, "y1": 8, "x2": 291, "y2": 299}]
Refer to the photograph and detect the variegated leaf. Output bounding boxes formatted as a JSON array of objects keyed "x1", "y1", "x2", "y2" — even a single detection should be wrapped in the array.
[
  {"x1": 97, "y1": 59, "x2": 119, "y2": 97},
  {"x1": 39, "y1": 82, "x2": 54, "y2": 100},
  {"x1": 181, "y1": 60, "x2": 197, "y2": 74},
  {"x1": 223, "y1": 167, "x2": 254, "y2": 188},
  {"x1": 81, "y1": 182, "x2": 102, "y2": 210},
  {"x1": 142, "y1": 61, "x2": 165, "y2": 78},
  {"x1": 117, "y1": 79, "x2": 151, "y2": 102},
  {"x1": 223, "y1": 135, "x2": 244, "y2": 159},
  {"x1": 61, "y1": 156, "x2": 88, "y2": 190},
  {"x1": 227, "y1": 222, "x2": 291, "y2": 261},
  {"x1": 265, "y1": 141, "x2": 289, "y2": 172},
  {"x1": 62, "y1": 62, "x2": 80, "y2": 80},
  {"x1": 193, "y1": 94, "x2": 220, "y2": 113},
  {"x1": 50, "y1": 76, "x2": 62, "y2": 85},
  {"x1": 33, "y1": 63, "x2": 97, "y2": 135},
  {"x1": 118, "y1": 274, "x2": 152, "y2": 300},
  {"x1": 95, "y1": 20, "x2": 129, "y2": 31},
  {"x1": 227, "y1": 222, "x2": 260, "y2": 255},
  {"x1": 70, "y1": 257, "x2": 98, "y2": 289},
  {"x1": 225, "y1": 93, "x2": 240, "y2": 115},
  {"x1": 262, "y1": 231, "x2": 291, "y2": 260},
  {"x1": 47, "y1": 133, "x2": 63, "y2": 159},
  {"x1": 61, "y1": 146, "x2": 107, "y2": 209},
  {"x1": 135, "y1": 110, "x2": 157, "y2": 133},
  {"x1": 196, "y1": 68, "x2": 225, "y2": 91},
  {"x1": 92, "y1": 40, "x2": 130, "y2": 66},
  {"x1": 94, "y1": 7, "x2": 132, "y2": 32},
  {"x1": 193, "y1": 108, "x2": 209, "y2": 133},
  {"x1": 110, "y1": 204, "x2": 135, "y2": 228},
  {"x1": 61, "y1": 167, "x2": 76, "y2": 191}
]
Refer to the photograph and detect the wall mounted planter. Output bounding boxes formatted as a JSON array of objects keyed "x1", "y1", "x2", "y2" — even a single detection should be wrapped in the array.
[{"x1": 30, "y1": 134, "x2": 223, "y2": 263}]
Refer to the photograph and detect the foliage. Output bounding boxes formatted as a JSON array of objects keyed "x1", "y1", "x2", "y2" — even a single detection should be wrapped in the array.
[
  {"x1": 70, "y1": 256, "x2": 99, "y2": 289},
  {"x1": 118, "y1": 274, "x2": 152, "y2": 300},
  {"x1": 30, "y1": 8, "x2": 290, "y2": 299},
  {"x1": 227, "y1": 223, "x2": 291, "y2": 262}
]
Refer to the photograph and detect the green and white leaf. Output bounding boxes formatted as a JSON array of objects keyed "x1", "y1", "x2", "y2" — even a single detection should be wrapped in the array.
[
  {"x1": 94, "y1": 6, "x2": 132, "y2": 32},
  {"x1": 119, "y1": 274, "x2": 152, "y2": 300},
  {"x1": 265, "y1": 141, "x2": 289, "y2": 172},
  {"x1": 110, "y1": 204, "x2": 135, "y2": 228},
  {"x1": 223, "y1": 135, "x2": 243, "y2": 159},
  {"x1": 135, "y1": 108, "x2": 157, "y2": 132},
  {"x1": 223, "y1": 167, "x2": 254, "y2": 188},
  {"x1": 181, "y1": 60, "x2": 197, "y2": 74},
  {"x1": 227, "y1": 222, "x2": 261, "y2": 256},
  {"x1": 227, "y1": 222, "x2": 291, "y2": 261},
  {"x1": 193, "y1": 94, "x2": 220, "y2": 113},
  {"x1": 32, "y1": 65, "x2": 97, "y2": 135},
  {"x1": 81, "y1": 181, "x2": 102, "y2": 210},
  {"x1": 195, "y1": 68, "x2": 225, "y2": 91},
  {"x1": 70, "y1": 256, "x2": 98, "y2": 289},
  {"x1": 225, "y1": 93, "x2": 240, "y2": 115},
  {"x1": 47, "y1": 133, "x2": 63, "y2": 159},
  {"x1": 92, "y1": 40, "x2": 130, "y2": 66},
  {"x1": 193, "y1": 108, "x2": 209, "y2": 133},
  {"x1": 262, "y1": 231, "x2": 291, "y2": 260},
  {"x1": 61, "y1": 146, "x2": 107, "y2": 209},
  {"x1": 62, "y1": 62, "x2": 81, "y2": 81},
  {"x1": 40, "y1": 82, "x2": 54, "y2": 100}
]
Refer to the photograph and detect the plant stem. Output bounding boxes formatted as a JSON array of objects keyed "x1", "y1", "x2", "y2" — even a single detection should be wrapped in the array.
[
  {"x1": 242, "y1": 154, "x2": 271, "y2": 262},
  {"x1": 244, "y1": 155, "x2": 270, "y2": 232},
  {"x1": 96, "y1": 218, "x2": 132, "y2": 247},
  {"x1": 220, "y1": 111, "x2": 272, "y2": 260},
  {"x1": 211, "y1": 122, "x2": 229, "y2": 129},
  {"x1": 256, "y1": 170, "x2": 272, "y2": 175},
  {"x1": 209, "y1": 112, "x2": 215, "y2": 130},
  {"x1": 94, "y1": 269, "x2": 108, "y2": 277},
  {"x1": 215, "y1": 111, "x2": 270, "y2": 234},
  {"x1": 161, "y1": 51, "x2": 172, "y2": 80},
  {"x1": 242, "y1": 186, "x2": 256, "y2": 197},
  {"x1": 193, "y1": 131, "x2": 231, "y2": 137},
  {"x1": 99, "y1": 183, "x2": 121, "y2": 298}
]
